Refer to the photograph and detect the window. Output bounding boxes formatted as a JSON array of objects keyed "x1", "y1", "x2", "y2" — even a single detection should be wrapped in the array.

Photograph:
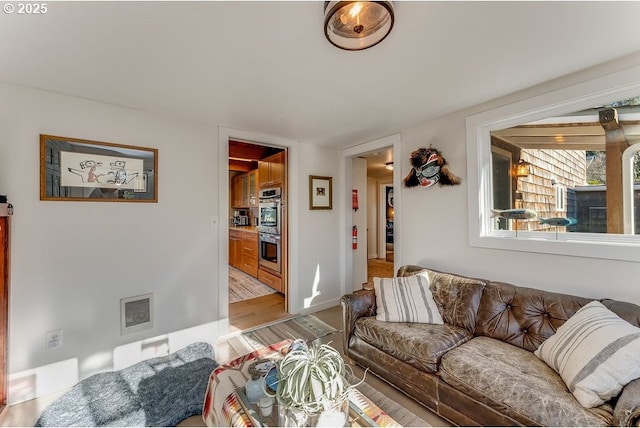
[
  {"x1": 554, "y1": 184, "x2": 566, "y2": 212},
  {"x1": 491, "y1": 146, "x2": 512, "y2": 230},
  {"x1": 466, "y1": 69, "x2": 640, "y2": 262}
]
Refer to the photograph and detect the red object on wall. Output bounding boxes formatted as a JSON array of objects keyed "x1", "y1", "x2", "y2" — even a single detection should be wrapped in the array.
[
  {"x1": 352, "y1": 189, "x2": 359, "y2": 211},
  {"x1": 352, "y1": 225, "x2": 358, "y2": 250}
]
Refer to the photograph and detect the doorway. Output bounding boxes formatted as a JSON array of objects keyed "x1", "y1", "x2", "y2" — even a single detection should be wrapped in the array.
[
  {"x1": 342, "y1": 134, "x2": 401, "y2": 294},
  {"x1": 218, "y1": 127, "x2": 299, "y2": 337},
  {"x1": 228, "y1": 140, "x2": 288, "y2": 331}
]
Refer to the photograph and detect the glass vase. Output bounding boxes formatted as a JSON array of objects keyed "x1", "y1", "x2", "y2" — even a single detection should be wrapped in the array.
[{"x1": 277, "y1": 397, "x2": 349, "y2": 427}]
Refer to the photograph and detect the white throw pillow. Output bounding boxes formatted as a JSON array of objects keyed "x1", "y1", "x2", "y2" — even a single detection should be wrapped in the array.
[
  {"x1": 373, "y1": 273, "x2": 443, "y2": 324},
  {"x1": 534, "y1": 300, "x2": 640, "y2": 408}
]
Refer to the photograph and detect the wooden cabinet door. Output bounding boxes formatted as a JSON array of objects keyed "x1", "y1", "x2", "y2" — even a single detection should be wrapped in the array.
[
  {"x1": 258, "y1": 160, "x2": 270, "y2": 188},
  {"x1": 240, "y1": 231, "x2": 258, "y2": 277},
  {"x1": 0, "y1": 217, "x2": 8, "y2": 412},
  {"x1": 258, "y1": 152, "x2": 284, "y2": 188},
  {"x1": 268, "y1": 152, "x2": 284, "y2": 187},
  {"x1": 231, "y1": 175, "x2": 243, "y2": 208},
  {"x1": 258, "y1": 268, "x2": 282, "y2": 292},
  {"x1": 229, "y1": 229, "x2": 243, "y2": 268},
  {"x1": 248, "y1": 171, "x2": 258, "y2": 207},
  {"x1": 241, "y1": 174, "x2": 249, "y2": 207}
]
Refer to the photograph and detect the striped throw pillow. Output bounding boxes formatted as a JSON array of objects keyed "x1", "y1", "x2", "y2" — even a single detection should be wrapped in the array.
[
  {"x1": 373, "y1": 273, "x2": 443, "y2": 324},
  {"x1": 534, "y1": 300, "x2": 640, "y2": 408}
]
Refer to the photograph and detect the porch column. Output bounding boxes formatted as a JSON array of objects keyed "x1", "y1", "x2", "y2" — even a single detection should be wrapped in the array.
[{"x1": 599, "y1": 108, "x2": 629, "y2": 234}]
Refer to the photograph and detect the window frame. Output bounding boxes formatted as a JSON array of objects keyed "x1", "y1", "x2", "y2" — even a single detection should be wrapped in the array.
[
  {"x1": 466, "y1": 67, "x2": 640, "y2": 262},
  {"x1": 554, "y1": 184, "x2": 566, "y2": 212}
]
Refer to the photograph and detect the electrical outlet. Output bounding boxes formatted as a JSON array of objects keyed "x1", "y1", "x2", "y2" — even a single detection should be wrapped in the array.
[{"x1": 46, "y1": 329, "x2": 62, "y2": 350}]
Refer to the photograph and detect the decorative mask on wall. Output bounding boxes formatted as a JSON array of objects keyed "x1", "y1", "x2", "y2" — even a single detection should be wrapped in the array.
[{"x1": 403, "y1": 146, "x2": 461, "y2": 188}]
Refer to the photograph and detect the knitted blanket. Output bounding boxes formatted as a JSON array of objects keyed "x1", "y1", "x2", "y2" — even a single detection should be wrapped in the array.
[{"x1": 36, "y1": 342, "x2": 218, "y2": 427}]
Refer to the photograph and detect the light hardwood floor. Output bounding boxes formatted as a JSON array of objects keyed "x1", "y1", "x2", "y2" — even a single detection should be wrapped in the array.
[{"x1": 228, "y1": 293, "x2": 289, "y2": 332}]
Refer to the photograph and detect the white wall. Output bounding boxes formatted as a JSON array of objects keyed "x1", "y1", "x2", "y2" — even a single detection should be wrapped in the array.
[
  {"x1": 295, "y1": 142, "x2": 342, "y2": 313},
  {"x1": 0, "y1": 83, "x2": 220, "y2": 403},
  {"x1": 396, "y1": 53, "x2": 640, "y2": 305}
]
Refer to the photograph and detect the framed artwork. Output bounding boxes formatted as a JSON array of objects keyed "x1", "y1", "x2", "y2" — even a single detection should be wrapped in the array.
[
  {"x1": 40, "y1": 134, "x2": 158, "y2": 202},
  {"x1": 309, "y1": 175, "x2": 332, "y2": 210}
]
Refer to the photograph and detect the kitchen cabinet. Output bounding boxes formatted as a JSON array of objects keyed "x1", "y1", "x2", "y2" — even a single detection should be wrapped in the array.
[
  {"x1": 231, "y1": 170, "x2": 259, "y2": 208},
  {"x1": 240, "y1": 231, "x2": 258, "y2": 277},
  {"x1": 231, "y1": 175, "x2": 243, "y2": 208},
  {"x1": 229, "y1": 229, "x2": 243, "y2": 269},
  {"x1": 229, "y1": 228, "x2": 258, "y2": 278},
  {"x1": 247, "y1": 170, "x2": 258, "y2": 207},
  {"x1": 258, "y1": 151, "x2": 284, "y2": 188},
  {"x1": 258, "y1": 268, "x2": 282, "y2": 292}
]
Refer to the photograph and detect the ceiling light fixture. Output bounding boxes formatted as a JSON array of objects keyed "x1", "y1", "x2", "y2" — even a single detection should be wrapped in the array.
[
  {"x1": 385, "y1": 162, "x2": 394, "y2": 171},
  {"x1": 324, "y1": 1, "x2": 395, "y2": 51}
]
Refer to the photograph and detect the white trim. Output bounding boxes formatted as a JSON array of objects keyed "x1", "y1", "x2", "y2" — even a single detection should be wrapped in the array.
[
  {"x1": 554, "y1": 184, "x2": 566, "y2": 212},
  {"x1": 622, "y1": 143, "x2": 640, "y2": 234},
  {"x1": 466, "y1": 66, "x2": 640, "y2": 262},
  {"x1": 217, "y1": 127, "x2": 300, "y2": 337},
  {"x1": 378, "y1": 182, "x2": 393, "y2": 260},
  {"x1": 341, "y1": 133, "x2": 401, "y2": 297}
]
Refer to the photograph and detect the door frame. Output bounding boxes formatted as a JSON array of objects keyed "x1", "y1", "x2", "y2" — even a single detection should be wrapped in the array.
[
  {"x1": 378, "y1": 181, "x2": 393, "y2": 259},
  {"x1": 217, "y1": 127, "x2": 300, "y2": 337},
  {"x1": 341, "y1": 133, "x2": 402, "y2": 297}
]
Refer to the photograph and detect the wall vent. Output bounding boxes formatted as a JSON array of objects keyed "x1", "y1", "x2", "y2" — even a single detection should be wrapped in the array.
[{"x1": 120, "y1": 293, "x2": 153, "y2": 336}]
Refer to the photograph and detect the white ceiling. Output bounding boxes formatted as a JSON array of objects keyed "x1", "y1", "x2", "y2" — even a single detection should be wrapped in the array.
[{"x1": 2, "y1": 1, "x2": 640, "y2": 148}]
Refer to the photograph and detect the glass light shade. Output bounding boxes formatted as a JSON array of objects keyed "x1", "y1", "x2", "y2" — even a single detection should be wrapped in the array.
[
  {"x1": 324, "y1": 1, "x2": 394, "y2": 51},
  {"x1": 514, "y1": 160, "x2": 531, "y2": 177},
  {"x1": 385, "y1": 162, "x2": 394, "y2": 170}
]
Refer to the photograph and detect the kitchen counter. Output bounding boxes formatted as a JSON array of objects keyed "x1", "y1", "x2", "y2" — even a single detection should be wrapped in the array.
[{"x1": 229, "y1": 226, "x2": 259, "y2": 233}]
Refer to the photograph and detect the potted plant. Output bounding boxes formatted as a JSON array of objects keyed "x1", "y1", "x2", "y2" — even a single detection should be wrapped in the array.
[{"x1": 274, "y1": 340, "x2": 363, "y2": 427}]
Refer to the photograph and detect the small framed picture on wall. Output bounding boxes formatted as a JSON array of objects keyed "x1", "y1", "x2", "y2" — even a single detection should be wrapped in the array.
[{"x1": 309, "y1": 175, "x2": 332, "y2": 210}]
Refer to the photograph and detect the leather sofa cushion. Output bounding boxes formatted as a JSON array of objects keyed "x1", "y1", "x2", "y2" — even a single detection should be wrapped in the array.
[
  {"x1": 396, "y1": 266, "x2": 486, "y2": 333},
  {"x1": 440, "y1": 336, "x2": 613, "y2": 427},
  {"x1": 601, "y1": 298, "x2": 640, "y2": 327},
  {"x1": 427, "y1": 270, "x2": 485, "y2": 333},
  {"x1": 475, "y1": 281, "x2": 591, "y2": 351},
  {"x1": 353, "y1": 316, "x2": 472, "y2": 373}
]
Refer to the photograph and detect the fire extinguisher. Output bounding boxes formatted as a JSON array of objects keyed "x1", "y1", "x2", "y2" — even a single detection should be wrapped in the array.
[{"x1": 352, "y1": 225, "x2": 358, "y2": 250}]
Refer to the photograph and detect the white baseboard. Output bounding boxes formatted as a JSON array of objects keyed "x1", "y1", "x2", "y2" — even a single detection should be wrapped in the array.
[{"x1": 299, "y1": 297, "x2": 341, "y2": 315}]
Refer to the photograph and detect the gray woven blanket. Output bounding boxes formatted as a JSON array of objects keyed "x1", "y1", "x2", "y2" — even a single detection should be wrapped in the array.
[{"x1": 36, "y1": 342, "x2": 218, "y2": 427}]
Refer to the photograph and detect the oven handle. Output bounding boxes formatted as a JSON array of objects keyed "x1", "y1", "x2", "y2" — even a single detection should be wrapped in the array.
[{"x1": 259, "y1": 233, "x2": 281, "y2": 243}]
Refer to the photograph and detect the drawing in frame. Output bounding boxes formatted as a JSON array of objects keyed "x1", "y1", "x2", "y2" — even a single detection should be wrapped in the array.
[
  {"x1": 309, "y1": 175, "x2": 332, "y2": 210},
  {"x1": 40, "y1": 134, "x2": 158, "y2": 202}
]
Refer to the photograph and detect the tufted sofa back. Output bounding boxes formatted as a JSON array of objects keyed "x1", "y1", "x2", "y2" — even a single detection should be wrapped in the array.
[
  {"x1": 397, "y1": 265, "x2": 640, "y2": 353},
  {"x1": 475, "y1": 281, "x2": 592, "y2": 352}
]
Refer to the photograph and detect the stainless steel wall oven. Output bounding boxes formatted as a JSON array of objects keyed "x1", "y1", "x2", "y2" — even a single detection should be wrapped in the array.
[
  {"x1": 258, "y1": 187, "x2": 281, "y2": 235},
  {"x1": 258, "y1": 233, "x2": 281, "y2": 273},
  {"x1": 258, "y1": 187, "x2": 282, "y2": 273}
]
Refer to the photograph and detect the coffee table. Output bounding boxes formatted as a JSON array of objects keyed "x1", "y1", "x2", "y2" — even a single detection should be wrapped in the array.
[{"x1": 202, "y1": 339, "x2": 400, "y2": 427}]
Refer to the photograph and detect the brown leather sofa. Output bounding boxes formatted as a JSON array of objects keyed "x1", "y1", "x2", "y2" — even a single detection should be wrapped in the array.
[{"x1": 341, "y1": 265, "x2": 640, "y2": 426}]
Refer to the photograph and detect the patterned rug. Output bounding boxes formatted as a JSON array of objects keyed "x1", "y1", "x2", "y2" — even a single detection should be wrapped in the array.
[
  {"x1": 349, "y1": 373, "x2": 430, "y2": 427},
  {"x1": 229, "y1": 266, "x2": 277, "y2": 303},
  {"x1": 227, "y1": 315, "x2": 339, "y2": 355}
]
